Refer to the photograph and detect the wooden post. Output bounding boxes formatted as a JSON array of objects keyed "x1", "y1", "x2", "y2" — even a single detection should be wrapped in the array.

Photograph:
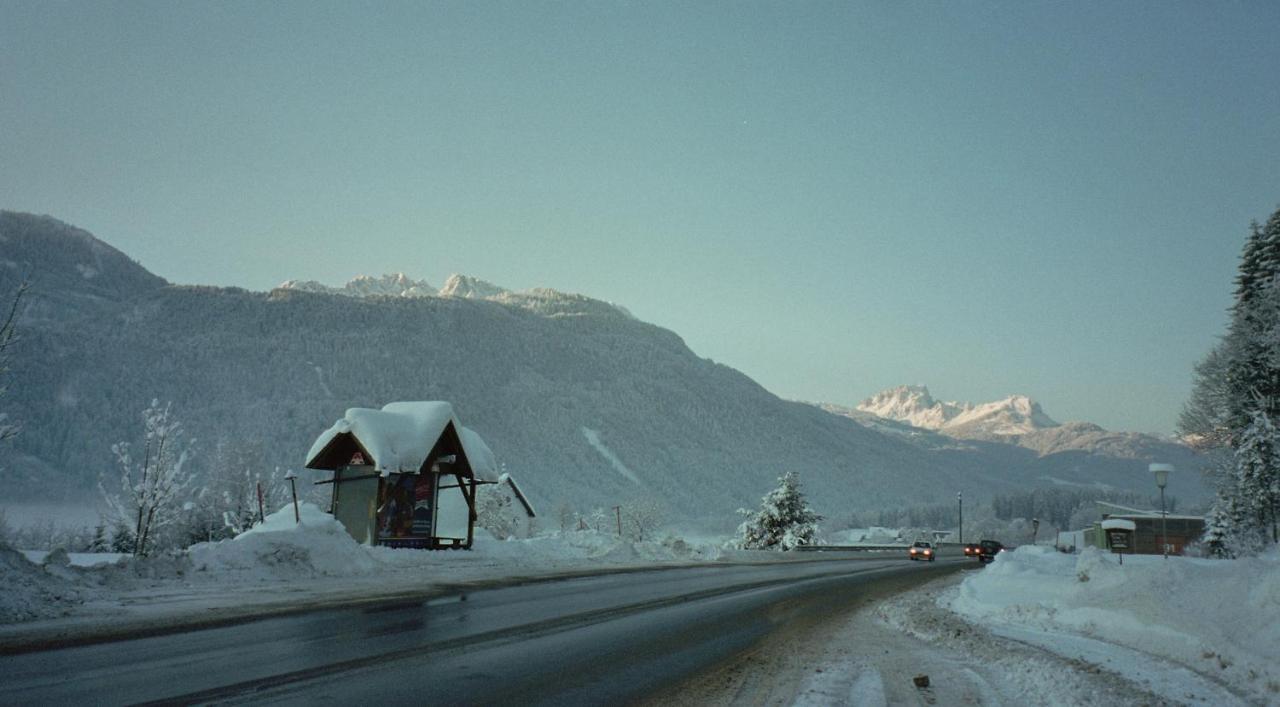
[
  {"x1": 285, "y1": 470, "x2": 300, "y2": 524},
  {"x1": 613, "y1": 505, "x2": 622, "y2": 537},
  {"x1": 257, "y1": 481, "x2": 266, "y2": 525}
]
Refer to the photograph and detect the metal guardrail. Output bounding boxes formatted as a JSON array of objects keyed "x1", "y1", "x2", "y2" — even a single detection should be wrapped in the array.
[
  {"x1": 793, "y1": 541, "x2": 970, "y2": 553},
  {"x1": 792, "y1": 544, "x2": 906, "y2": 552}
]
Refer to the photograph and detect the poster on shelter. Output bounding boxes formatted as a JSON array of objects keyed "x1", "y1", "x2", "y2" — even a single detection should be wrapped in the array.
[{"x1": 412, "y1": 474, "x2": 434, "y2": 535}]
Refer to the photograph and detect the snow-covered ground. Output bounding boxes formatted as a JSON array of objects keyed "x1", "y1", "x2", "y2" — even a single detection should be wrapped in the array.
[
  {"x1": 666, "y1": 547, "x2": 1279, "y2": 706},
  {"x1": 0, "y1": 503, "x2": 745, "y2": 641},
  {"x1": 945, "y1": 546, "x2": 1279, "y2": 705}
]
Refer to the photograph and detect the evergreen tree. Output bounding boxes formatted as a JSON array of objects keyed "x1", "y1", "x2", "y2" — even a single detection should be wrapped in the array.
[
  {"x1": 109, "y1": 522, "x2": 136, "y2": 554},
  {"x1": 1236, "y1": 408, "x2": 1280, "y2": 543},
  {"x1": 737, "y1": 471, "x2": 822, "y2": 551},
  {"x1": 89, "y1": 523, "x2": 109, "y2": 553},
  {"x1": 1186, "y1": 205, "x2": 1280, "y2": 553}
]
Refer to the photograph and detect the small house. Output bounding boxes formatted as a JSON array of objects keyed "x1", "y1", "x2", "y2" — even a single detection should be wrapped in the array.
[
  {"x1": 1080, "y1": 502, "x2": 1205, "y2": 555},
  {"x1": 305, "y1": 401, "x2": 499, "y2": 549}
]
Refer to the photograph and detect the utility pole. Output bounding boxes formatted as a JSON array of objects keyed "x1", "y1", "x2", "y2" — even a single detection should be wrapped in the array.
[
  {"x1": 612, "y1": 505, "x2": 622, "y2": 537},
  {"x1": 957, "y1": 492, "x2": 963, "y2": 544}
]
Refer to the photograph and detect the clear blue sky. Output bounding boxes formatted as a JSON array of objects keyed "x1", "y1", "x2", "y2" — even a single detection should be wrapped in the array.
[{"x1": 3, "y1": 1, "x2": 1278, "y2": 434}]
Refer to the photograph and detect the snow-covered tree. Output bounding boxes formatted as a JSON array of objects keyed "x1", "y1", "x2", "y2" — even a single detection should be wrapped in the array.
[
  {"x1": 622, "y1": 497, "x2": 664, "y2": 542},
  {"x1": 476, "y1": 483, "x2": 519, "y2": 539},
  {"x1": 1182, "y1": 206, "x2": 1280, "y2": 553},
  {"x1": 737, "y1": 471, "x2": 822, "y2": 550},
  {"x1": 1235, "y1": 408, "x2": 1280, "y2": 544},
  {"x1": 99, "y1": 399, "x2": 195, "y2": 556},
  {"x1": 88, "y1": 523, "x2": 109, "y2": 553},
  {"x1": 203, "y1": 441, "x2": 285, "y2": 537}
]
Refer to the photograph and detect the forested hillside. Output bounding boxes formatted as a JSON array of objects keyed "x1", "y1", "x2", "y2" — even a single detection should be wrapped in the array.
[{"x1": 0, "y1": 212, "x2": 1205, "y2": 528}]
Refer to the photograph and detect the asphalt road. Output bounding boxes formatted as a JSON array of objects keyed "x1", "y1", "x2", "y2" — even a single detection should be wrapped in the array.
[{"x1": 0, "y1": 554, "x2": 966, "y2": 706}]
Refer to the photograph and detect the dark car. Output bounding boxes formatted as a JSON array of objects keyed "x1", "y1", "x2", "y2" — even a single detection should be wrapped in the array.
[
  {"x1": 963, "y1": 543, "x2": 981, "y2": 558},
  {"x1": 977, "y1": 539, "x2": 1004, "y2": 563},
  {"x1": 908, "y1": 541, "x2": 936, "y2": 562}
]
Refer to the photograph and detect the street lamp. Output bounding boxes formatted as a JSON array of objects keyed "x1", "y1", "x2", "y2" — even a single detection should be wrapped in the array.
[
  {"x1": 957, "y1": 492, "x2": 963, "y2": 544},
  {"x1": 1150, "y1": 463, "x2": 1173, "y2": 558}
]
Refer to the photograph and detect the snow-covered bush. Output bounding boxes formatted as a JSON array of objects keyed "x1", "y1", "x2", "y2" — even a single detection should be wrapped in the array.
[{"x1": 737, "y1": 471, "x2": 822, "y2": 550}]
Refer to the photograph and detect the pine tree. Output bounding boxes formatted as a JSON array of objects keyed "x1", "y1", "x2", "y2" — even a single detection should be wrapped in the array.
[
  {"x1": 1236, "y1": 408, "x2": 1280, "y2": 544},
  {"x1": 737, "y1": 471, "x2": 823, "y2": 551},
  {"x1": 89, "y1": 523, "x2": 109, "y2": 553},
  {"x1": 1186, "y1": 205, "x2": 1280, "y2": 553}
]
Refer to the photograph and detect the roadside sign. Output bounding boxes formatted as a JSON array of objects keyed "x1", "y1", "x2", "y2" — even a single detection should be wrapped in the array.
[{"x1": 1107, "y1": 531, "x2": 1129, "y2": 549}]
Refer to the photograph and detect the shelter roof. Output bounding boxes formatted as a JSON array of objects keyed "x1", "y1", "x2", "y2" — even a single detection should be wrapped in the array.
[{"x1": 305, "y1": 401, "x2": 498, "y2": 481}]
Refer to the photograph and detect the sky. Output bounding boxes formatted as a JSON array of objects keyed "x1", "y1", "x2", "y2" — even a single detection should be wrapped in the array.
[{"x1": 2, "y1": 1, "x2": 1278, "y2": 435}]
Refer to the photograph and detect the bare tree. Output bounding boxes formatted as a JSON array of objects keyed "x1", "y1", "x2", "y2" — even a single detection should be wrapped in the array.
[{"x1": 100, "y1": 399, "x2": 195, "y2": 556}]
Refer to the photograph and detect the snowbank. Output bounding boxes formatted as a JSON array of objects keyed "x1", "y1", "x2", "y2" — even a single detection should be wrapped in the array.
[
  {"x1": 2, "y1": 504, "x2": 731, "y2": 629},
  {"x1": 948, "y1": 546, "x2": 1280, "y2": 703},
  {"x1": 20, "y1": 551, "x2": 128, "y2": 567},
  {"x1": 189, "y1": 502, "x2": 379, "y2": 577},
  {"x1": 0, "y1": 546, "x2": 83, "y2": 622},
  {"x1": 188, "y1": 503, "x2": 723, "y2": 582}
]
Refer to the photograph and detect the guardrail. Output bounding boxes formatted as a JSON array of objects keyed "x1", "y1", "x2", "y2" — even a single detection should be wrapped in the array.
[
  {"x1": 793, "y1": 541, "x2": 970, "y2": 553},
  {"x1": 792, "y1": 544, "x2": 906, "y2": 552}
]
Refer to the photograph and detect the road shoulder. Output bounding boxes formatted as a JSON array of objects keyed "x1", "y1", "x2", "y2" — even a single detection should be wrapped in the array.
[{"x1": 653, "y1": 565, "x2": 1168, "y2": 706}]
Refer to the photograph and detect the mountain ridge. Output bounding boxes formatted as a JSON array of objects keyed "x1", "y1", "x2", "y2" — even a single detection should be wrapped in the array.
[{"x1": 0, "y1": 211, "x2": 1209, "y2": 525}]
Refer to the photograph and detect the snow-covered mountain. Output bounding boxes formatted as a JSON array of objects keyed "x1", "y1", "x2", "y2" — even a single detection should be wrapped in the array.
[
  {"x1": 857, "y1": 385, "x2": 1059, "y2": 438},
  {"x1": 280, "y1": 272, "x2": 512, "y2": 300},
  {"x1": 437, "y1": 274, "x2": 508, "y2": 299},
  {"x1": 832, "y1": 385, "x2": 1200, "y2": 490},
  {"x1": 0, "y1": 212, "x2": 1208, "y2": 525}
]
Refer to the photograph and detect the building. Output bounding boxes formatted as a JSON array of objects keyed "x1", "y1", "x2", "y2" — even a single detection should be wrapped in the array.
[
  {"x1": 1081, "y1": 502, "x2": 1205, "y2": 555},
  {"x1": 480, "y1": 473, "x2": 538, "y2": 539},
  {"x1": 305, "y1": 401, "x2": 500, "y2": 549}
]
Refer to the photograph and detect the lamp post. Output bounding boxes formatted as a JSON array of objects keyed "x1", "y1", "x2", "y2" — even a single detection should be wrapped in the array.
[
  {"x1": 1150, "y1": 463, "x2": 1173, "y2": 558},
  {"x1": 957, "y1": 492, "x2": 963, "y2": 544}
]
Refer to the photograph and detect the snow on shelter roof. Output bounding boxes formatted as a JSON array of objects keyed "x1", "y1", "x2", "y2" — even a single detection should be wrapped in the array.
[{"x1": 305, "y1": 401, "x2": 498, "y2": 481}]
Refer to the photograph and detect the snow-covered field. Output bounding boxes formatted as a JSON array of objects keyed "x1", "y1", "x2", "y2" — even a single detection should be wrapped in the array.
[
  {"x1": 0, "y1": 503, "x2": 738, "y2": 637},
  {"x1": 946, "y1": 546, "x2": 1280, "y2": 705}
]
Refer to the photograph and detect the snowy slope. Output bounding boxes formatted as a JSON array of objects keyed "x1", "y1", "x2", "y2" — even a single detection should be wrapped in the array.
[{"x1": 0, "y1": 212, "x2": 1208, "y2": 526}]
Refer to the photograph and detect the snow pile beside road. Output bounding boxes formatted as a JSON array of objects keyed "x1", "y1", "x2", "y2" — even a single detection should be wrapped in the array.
[
  {"x1": 189, "y1": 504, "x2": 723, "y2": 581},
  {"x1": 189, "y1": 503, "x2": 379, "y2": 577},
  {"x1": 0, "y1": 545, "x2": 83, "y2": 622},
  {"x1": 948, "y1": 546, "x2": 1280, "y2": 703}
]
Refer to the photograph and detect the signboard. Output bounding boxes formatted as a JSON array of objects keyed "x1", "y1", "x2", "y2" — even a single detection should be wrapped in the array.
[
  {"x1": 1107, "y1": 531, "x2": 1129, "y2": 550},
  {"x1": 350, "y1": 452, "x2": 366, "y2": 465}
]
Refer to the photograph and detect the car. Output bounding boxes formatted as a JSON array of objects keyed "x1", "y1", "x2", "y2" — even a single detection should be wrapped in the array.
[
  {"x1": 977, "y1": 539, "x2": 1005, "y2": 563},
  {"x1": 908, "y1": 541, "x2": 936, "y2": 562},
  {"x1": 963, "y1": 543, "x2": 980, "y2": 557}
]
